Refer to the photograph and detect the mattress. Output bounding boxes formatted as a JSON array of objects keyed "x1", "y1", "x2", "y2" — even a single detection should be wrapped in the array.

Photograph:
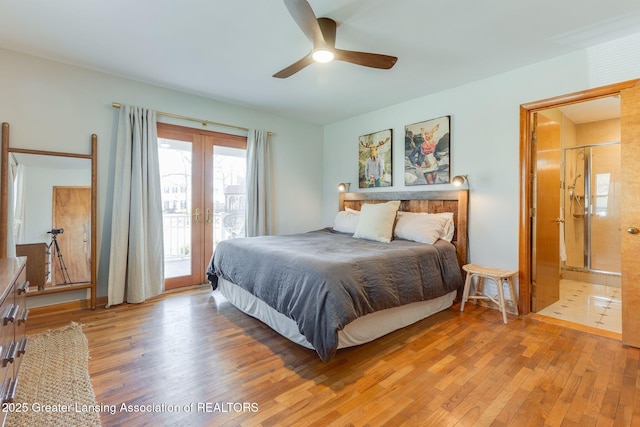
[{"x1": 217, "y1": 277, "x2": 456, "y2": 351}]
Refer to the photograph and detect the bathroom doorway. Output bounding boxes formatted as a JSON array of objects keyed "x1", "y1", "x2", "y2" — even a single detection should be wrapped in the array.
[
  {"x1": 519, "y1": 80, "x2": 640, "y2": 346},
  {"x1": 534, "y1": 99, "x2": 622, "y2": 333}
]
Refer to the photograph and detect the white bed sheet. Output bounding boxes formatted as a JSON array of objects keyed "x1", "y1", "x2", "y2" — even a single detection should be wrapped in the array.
[{"x1": 217, "y1": 277, "x2": 456, "y2": 351}]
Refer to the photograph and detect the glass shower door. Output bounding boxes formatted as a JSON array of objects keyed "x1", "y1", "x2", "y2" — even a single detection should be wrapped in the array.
[
  {"x1": 563, "y1": 143, "x2": 621, "y2": 274},
  {"x1": 589, "y1": 143, "x2": 621, "y2": 273}
]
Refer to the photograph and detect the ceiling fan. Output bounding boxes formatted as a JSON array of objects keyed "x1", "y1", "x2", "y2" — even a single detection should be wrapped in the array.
[{"x1": 273, "y1": 0, "x2": 398, "y2": 78}]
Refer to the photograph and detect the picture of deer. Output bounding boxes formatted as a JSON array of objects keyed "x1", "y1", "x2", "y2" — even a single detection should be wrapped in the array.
[
  {"x1": 358, "y1": 129, "x2": 392, "y2": 188},
  {"x1": 404, "y1": 116, "x2": 451, "y2": 186}
]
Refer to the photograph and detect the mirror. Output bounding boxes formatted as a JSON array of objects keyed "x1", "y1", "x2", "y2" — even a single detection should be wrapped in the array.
[
  {"x1": 1, "y1": 123, "x2": 97, "y2": 309},
  {"x1": 13, "y1": 154, "x2": 91, "y2": 287}
]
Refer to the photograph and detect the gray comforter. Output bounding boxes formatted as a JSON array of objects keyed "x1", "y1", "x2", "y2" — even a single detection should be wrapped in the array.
[{"x1": 206, "y1": 228, "x2": 462, "y2": 361}]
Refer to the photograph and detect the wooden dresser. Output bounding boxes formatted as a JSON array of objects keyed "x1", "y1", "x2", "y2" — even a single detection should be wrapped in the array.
[
  {"x1": 0, "y1": 257, "x2": 28, "y2": 417},
  {"x1": 15, "y1": 244, "x2": 47, "y2": 291}
]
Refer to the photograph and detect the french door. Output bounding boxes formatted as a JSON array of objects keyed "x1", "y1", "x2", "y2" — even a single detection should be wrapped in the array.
[{"x1": 157, "y1": 123, "x2": 246, "y2": 289}]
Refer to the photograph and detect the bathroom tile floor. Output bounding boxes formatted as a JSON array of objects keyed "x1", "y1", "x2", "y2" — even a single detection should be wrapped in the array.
[{"x1": 537, "y1": 279, "x2": 621, "y2": 334}]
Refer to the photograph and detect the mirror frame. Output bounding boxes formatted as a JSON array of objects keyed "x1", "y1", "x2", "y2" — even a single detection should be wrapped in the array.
[{"x1": 1, "y1": 122, "x2": 97, "y2": 309}]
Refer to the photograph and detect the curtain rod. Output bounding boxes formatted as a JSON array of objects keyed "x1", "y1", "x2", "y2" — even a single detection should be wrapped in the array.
[{"x1": 112, "y1": 102, "x2": 271, "y2": 135}]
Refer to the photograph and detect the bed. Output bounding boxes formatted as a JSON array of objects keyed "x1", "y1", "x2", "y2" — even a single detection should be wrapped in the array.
[{"x1": 207, "y1": 190, "x2": 468, "y2": 361}]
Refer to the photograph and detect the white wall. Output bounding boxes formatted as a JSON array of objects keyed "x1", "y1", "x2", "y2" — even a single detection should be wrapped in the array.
[
  {"x1": 20, "y1": 163, "x2": 91, "y2": 244},
  {"x1": 3, "y1": 31, "x2": 640, "y2": 305},
  {"x1": 323, "y1": 32, "x2": 640, "y2": 271},
  {"x1": 0, "y1": 47, "x2": 325, "y2": 303}
]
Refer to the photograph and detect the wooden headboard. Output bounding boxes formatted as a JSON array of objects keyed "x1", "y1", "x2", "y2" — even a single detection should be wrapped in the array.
[{"x1": 339, "y1": 190, "x2": 469, "y2": 268}]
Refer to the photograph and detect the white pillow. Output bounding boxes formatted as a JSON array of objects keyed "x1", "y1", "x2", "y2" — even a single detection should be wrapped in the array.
[
  {"x1": 353, "y1": 201, "x2": 400, "y2": 243},
  {"x1": 435, "y1": 212, "x2": 455, "y2": 242},
  {"x1": 394, "y1": 211, "x2": 451, "y2": 244},
  {"x1": 333, "y1": 208, "x2": 359, "y2": 234}
]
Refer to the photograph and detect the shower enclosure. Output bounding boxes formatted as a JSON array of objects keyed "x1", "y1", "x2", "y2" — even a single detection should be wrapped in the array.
[{"x1": 563, "y1": 143, "x2": 621, "y2": 276}]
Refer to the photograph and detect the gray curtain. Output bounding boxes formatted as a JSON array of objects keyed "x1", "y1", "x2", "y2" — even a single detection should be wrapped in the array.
[
  {"x1": 246, "y1": 129, "x2": 271, "y2": 237},
  {"x1": 107, "y1": 105, "x2": 164, "y2": 306}
]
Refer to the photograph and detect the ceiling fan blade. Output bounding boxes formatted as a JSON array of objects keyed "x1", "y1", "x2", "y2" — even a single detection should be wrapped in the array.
[
  {"x1": 334, "y1": 49, "x2": 398, "y2": 69},
  {"x1": 317, "y1": 17, "x2": 337, "y2": 48},
  {"x1": 273, "y1": 53, "x2": 315, "y2": 78},
  {"x1": 284, "y1": 0, "x2": 326, "y2": 48},
  {"x1": 275, "y1": 1, "x2": 398, "y2": 77}
]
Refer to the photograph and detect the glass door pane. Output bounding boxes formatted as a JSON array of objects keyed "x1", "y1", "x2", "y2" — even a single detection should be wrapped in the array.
[
  {"x1": 590, "y1": 143, "x2": 621, "y2": 273},
  {"x1": 563, "y1": 147, "x2": 586, "y2": 269},
  {"x1": 212, "y1": 146, "x2": 246, "y2": 248},
  {"x1": 158, "y1": 138, "x2": 193, "y2": 279}
]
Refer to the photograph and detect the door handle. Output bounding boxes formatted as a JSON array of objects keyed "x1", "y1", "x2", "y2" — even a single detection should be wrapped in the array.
[
  {"x1": 206, "y1": 208, "x2": 212, "y2": 224},
  {"x1": 193, "y1": 208, "x2": 200, "y2": 224},
  {"x1": 628, "y1": 227, "x2": 639, "y2": 235}
]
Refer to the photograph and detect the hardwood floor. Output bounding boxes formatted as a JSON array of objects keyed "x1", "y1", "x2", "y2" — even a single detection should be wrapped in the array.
[{"x1": 26, "y1": 285, "x2": 640, "y2": 426}]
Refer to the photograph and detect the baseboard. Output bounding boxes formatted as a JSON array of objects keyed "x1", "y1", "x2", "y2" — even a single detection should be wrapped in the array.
[
  {"x1": 27, "y1": 284, "x2": 208, "y2": 317},
  {"x1": 28, "y1": 296, "x2": 108, "y2": 317}
]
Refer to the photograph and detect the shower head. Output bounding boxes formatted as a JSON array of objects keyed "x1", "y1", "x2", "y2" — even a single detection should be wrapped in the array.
[{"x1": 571, "y1": 174, "x2": 582, "y2": 188}]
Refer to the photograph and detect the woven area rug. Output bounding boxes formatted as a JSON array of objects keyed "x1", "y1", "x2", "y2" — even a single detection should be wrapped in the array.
[{"x1": 5, "y1": 322, "x2": 101, "y2": 427}]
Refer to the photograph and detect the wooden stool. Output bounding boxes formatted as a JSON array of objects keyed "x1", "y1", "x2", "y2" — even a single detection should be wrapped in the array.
[{"x1": 460, "y1": 264, "x2": 519, "y2": 324}]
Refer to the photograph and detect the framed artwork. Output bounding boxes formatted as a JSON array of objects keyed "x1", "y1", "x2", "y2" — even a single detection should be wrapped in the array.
[
  {"x1": 404, "y1": 115, "x2": 450, "y2": 185},
  {"x1": 359, "y1": 129, "x2": 392, "y2": 188}
]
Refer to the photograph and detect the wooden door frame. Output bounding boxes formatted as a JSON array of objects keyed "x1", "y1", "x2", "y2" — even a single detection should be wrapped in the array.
[
  {"x1": 157, "y1": 123, "x2": 199, "y2": 289},
  {"x1": 518, "y1": 79, "x2": 640, "y2": 315},
  {"x1": 157, "y1": 122, "x2": 246, "y2": 289}
]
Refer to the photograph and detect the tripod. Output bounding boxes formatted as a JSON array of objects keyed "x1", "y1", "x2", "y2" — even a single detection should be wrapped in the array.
[{"x1": 48, "y1": 231, "x2": 72, "y2": 285}]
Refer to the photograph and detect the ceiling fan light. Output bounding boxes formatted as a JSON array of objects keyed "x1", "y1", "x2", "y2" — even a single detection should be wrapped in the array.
[{"x1": 312, "y1": 49, "x2": 334, "y2": 63}]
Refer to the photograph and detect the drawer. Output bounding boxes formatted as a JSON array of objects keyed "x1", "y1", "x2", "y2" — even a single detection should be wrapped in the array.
[
  {"x1": 1, "y1": 375, "x2": 18, "y2": 404},
  {"x1": 0, "y1": 320, "x2": 12, "y2": 390},
  {"x1": 14, "y1": 278, "x2": 28, "y2": 378},
  {"x1": 0, "y1": 257, "x2": 27, "y2": 400},
  {"x1": 0, "y1": 302, "x2": 17, "y2": 386},
  {"x1": 0, "y1": 286, "x2": 15, "y2": 340}
]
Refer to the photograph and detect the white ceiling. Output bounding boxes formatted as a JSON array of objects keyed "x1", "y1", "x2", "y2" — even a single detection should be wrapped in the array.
[
  {"x1": 558, "y1": 96, "x2": 621, "y2": 124},
  {"x1": 1, "y1": 0, "x2": 640, "y2": 125}
]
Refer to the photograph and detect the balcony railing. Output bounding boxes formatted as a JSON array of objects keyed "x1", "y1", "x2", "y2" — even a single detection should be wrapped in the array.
[
  {"x1": 162, "y1": 211, "x2": 245, "y2": 261},
  {"x1": 163, "y1": 213, "x2": 190, "y2": 260}
]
